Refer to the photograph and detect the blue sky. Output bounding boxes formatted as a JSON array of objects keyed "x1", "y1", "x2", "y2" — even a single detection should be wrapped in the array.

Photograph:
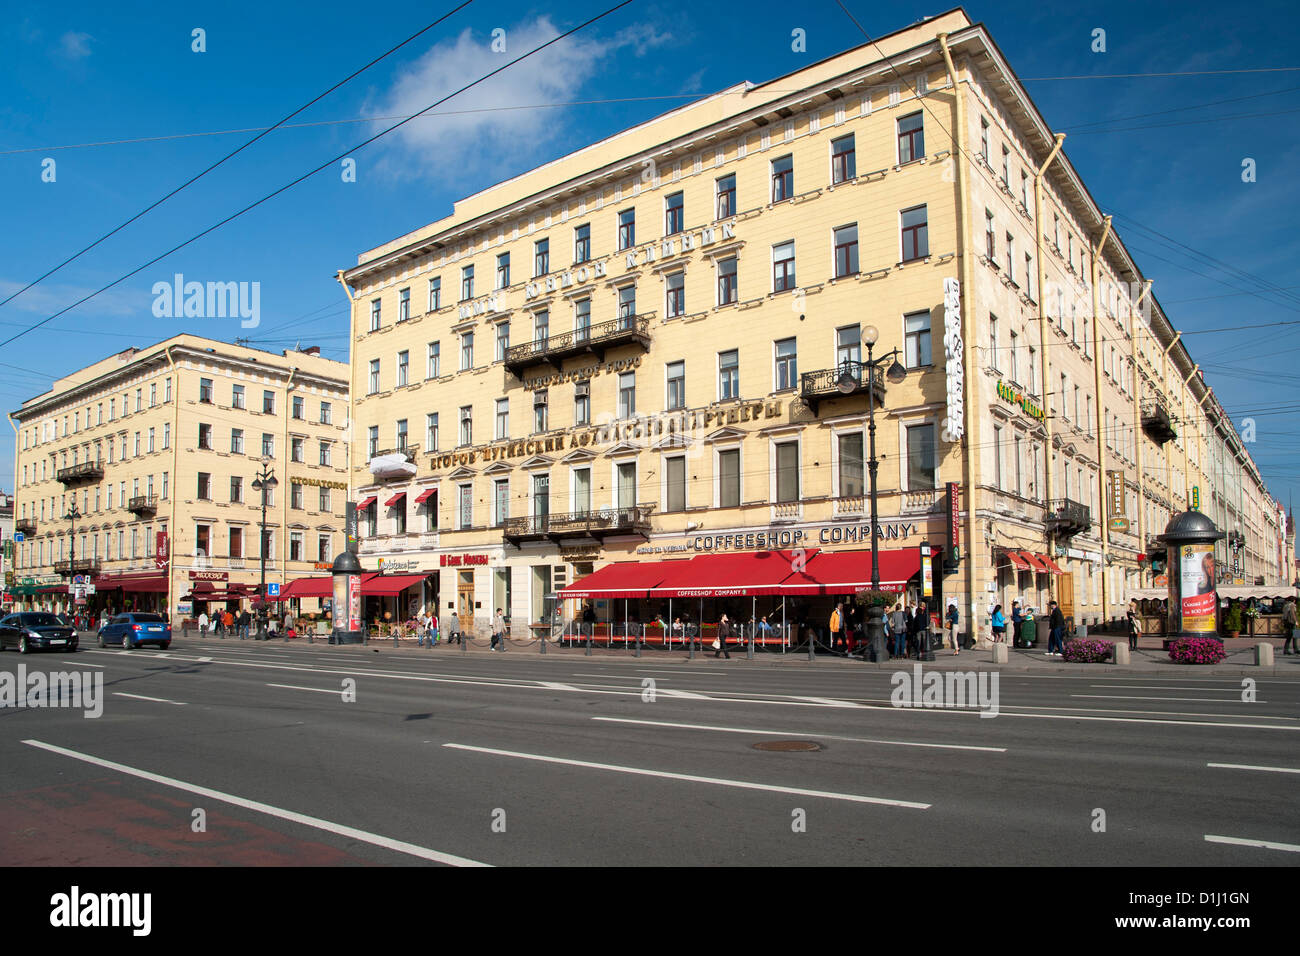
[{"x1": 2, "y1": 0, "x2": 1298, "y2": 515}]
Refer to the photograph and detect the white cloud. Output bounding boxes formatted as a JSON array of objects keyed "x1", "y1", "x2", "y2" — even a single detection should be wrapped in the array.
[
  {"x1": 367, "y1": 18, "x2": 670, "y2": 182},
  {"x1": 58, "y1": 31, "x2": 94, "y2": 60},
  {"x1": 0, "y1": 278, "x2": 139, "y2": 319}
]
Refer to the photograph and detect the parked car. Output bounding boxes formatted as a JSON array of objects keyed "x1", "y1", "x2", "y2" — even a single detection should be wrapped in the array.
[
  {"x1": 98, "y1": 612, "x2": 171, "y2": 650},
  {"x1": 0, "y1": 612, "x2": 79, "y2": 653}
]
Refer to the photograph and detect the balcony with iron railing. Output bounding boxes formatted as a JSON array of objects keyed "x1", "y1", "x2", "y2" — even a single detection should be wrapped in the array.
[
  {"x1": 54, "y1": 557, "x2": 101, "y2": 576},
  {"x1": 799, "y1": 364, "x2": 886, "y2": 415},
  {"x1": 1141, "y1": 399, "x2": 1178, "y2": 445},
  {"x1": 127, "y1": 495, "x2": 158, "y2": 516},
  {"x1": 14, "y1": 518, "x2": 36, "y2": 536},
  {"x1": 503, "y1": 507, "x2": 651, "y2": 545},
  {"x1": 1045, "y1": 497, "x2": 1092, "y2": 537},
  {"x1": 503, "y1": 314, "x2": 652, "y2": 375},
  {"x1": 56, "y1": 461, "x2": 104, "y2": 485}
]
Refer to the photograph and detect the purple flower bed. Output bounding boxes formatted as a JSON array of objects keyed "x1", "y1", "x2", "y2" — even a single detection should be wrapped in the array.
[
  {"x1": 1062, "y1": 638, "x2": 1114, "y2": 663},
  {"x1": 1169, "y1": 637, "x2": 1227, "y2": 665}
]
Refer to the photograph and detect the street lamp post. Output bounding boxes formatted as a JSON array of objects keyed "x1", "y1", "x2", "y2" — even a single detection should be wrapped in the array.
[
  {"x1": 251, "y1": 461, "x2": 278, "y2": 641},
  {"x1": 837, "y1": 326, "x2": 907, "y2": 663},
  {"x1": 65, "y1": 504, "x2": 81, "y2": 618}
]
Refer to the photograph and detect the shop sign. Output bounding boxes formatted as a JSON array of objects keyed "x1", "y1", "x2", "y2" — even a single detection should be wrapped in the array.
[
  {"x1": 189, "y1": 570, "x2": 229, "y2": 581},
  {"x1": 378, "y1": 557, "x2": 424, "y2": 572},
  {"x1": 439, "y1": 554, "x2": 489, "y2": 566},
  {"x1": 945, "y1": 482, "x2": 960, "y2": 562},
  {"x1": 523, "y1": 356, "x2": 643, "y2": 392},
  {"x1": 295, "y1": 477, "x2": 348, "y2": 490},
  {"x1": 635, "y1": 521, "x2": 922, "y2": 554},
  {"x1": 155, "y1": 531, "x2": 169, "y2": 570},
  {"x1": 1107, "y1": 470, "x2": 1127, "y2": 522},
  {"x1": 941, "y1": 277, "x2": 965, "y2": 443},
  {"x1": 995, "y1": 380, "x2": 1044, "y2": 420}
]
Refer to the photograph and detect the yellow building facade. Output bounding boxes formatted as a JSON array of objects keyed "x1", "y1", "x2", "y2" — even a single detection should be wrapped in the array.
[
  {"x1": 341, "y1": 10, "x2": 1284, "y2": 637},
  {"x1": 9, "y1": 335, "x2": 350, "y2": 618}
]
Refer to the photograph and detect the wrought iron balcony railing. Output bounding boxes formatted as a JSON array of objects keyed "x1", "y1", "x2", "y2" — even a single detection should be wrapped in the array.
[
  {"x1": 799, "y1": 364, "x2": 886, "y2": 415},
  {"x1": 56, "y1": 461, "x2": 104, "y2": 485},
  {"x1": 504, "y1": 315, "x2": 652, "y2": 375},
  {"x1": 503, "y1": 507, "x2": 651, "y2": 544},
  {"x1": 14, "y1": 518, "x2": 36, "y2": 535},
  {"x1": 127, "y1": 495, "x2": 158, "y2": 516},
  {"x1": 1140, "y1": 399, "x2": 1178, "y2": 445},
  {"x1": 54, "y1": 557, "x2": 101, "y2": 576},
  {"x1": 1045, "y1": 497, "x2": 1091, "y2": 537}
]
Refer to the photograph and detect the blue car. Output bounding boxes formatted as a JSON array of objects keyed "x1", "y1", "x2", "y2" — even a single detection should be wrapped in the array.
[
  {"x1": 98, "y1": 612, "x2": 172, "y2": 650},
  {"x1": 0, "y1": 612, "x2": 79, "y2": 653}
]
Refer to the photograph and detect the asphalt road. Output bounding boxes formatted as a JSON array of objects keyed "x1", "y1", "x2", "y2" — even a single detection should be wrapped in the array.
[{"x1": 2, "y1": 637, "x2": 1297, "y2": 866}]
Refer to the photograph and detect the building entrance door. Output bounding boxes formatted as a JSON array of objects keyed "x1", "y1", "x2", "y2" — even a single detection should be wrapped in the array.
[
  {"x1": 457, "y1": 571, "x2": 475, "y2": 635},
  {"x1": 1057, "y1": 571, "x2": 1075, "y2": 624}
]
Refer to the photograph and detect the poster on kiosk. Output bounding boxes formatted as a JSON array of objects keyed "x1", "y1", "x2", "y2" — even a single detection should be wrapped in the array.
[{"x1": 1179, "y1": 543, "x2": 1217, "y2": 633}]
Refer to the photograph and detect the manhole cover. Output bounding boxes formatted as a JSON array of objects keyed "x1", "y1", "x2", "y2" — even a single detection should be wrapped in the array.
[{"x1": 752, "y1": 740, "x2": 821, "y2": 752}]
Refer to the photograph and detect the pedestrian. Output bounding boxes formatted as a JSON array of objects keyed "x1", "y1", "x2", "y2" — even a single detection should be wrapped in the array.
[
  {"x1": 714, "y1": 612, "x2": 732, "y2": 659},
  {"x1": 1046, "y1": 600, "x2": 1066, "y2": 656},
  {"x1": 828, "y1": 602, "x2": 843, "y2": 652},
  {"x1": 492, "y1": 608, "x2": 506, "y2": 651},
  {"x1": 1127, "y1": 601, "x2": 1142, "y2": 651},
  {"x1": 946, "y1": 601, "x2": 960, "y2": 655},
  {"x1": 198, "y1": 610, "x2": 209, "y2": 637},
  {"x1": 890, "y1": 604, "x2": 906, "y2": 658},
  {"x1": 283, "y1": 607, "x2": 295, "y2": 639},
  {"x1": 991, "y1": 604, "x2": 1007, "y2": 644},
  {"x1": 239, "y1": 608, "x2": 251, "y2": 640},
  {"x1": 1282, "y1": 597, "x2": 1298, "y2": 655},
  {"x1": 757, "y1": 615, "x2": 774, "y2": 645},
  {"x1": 916, "y1": 601, "x2": 931, "y2": 658},
  {"x1": 1010, "y1": 601, "x2": 1022, "y2": 646}
]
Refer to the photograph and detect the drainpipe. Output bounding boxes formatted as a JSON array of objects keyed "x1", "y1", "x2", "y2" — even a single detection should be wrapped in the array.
[
  {"x1": 7, "y1": 414, "x2": 18, "y2": 599},
  {"x1": 165, "y1": 345, "x2": 181, "y2": 624},
  {"x1": 937, "y1": 32, "x2": 981, "y2": 637},
  {"x1": 1090, "y1": 215, "x2": 1112, "y2": 617},
  {"x1": 336, "y1": 271, "x2": 359, "y2": 532},
  {"x1": 282, "y1": 365, "x2": 299, "y2": 602},
  {"x1": 1128, "y1": 281, "x2": 1154, "y2": 558},
  {"x1": 1180, "y1": 363, "x2": 1200, "y2": 507},
  {"x1": 1034, "y1": 131, "x2": 1066, "y2": 597}
]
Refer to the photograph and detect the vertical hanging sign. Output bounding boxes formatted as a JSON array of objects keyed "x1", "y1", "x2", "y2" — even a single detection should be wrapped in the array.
[
  {"x1": 941, "y1": 278, "x2": 964, "y2": 443},
  {"x1": 945, "y1": 481, "x2": 960, "y2": 562}
]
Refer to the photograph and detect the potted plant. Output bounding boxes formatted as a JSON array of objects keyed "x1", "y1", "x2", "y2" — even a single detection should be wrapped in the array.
[
  {"x1": 1222, "y1": 603, "x2": 1242, "y2": 639},
  {"x1": 1242, "y1": 604, "x2": 1260, "y2": 637}
]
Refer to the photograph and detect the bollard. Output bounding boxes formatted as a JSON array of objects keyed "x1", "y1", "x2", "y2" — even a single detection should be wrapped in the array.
[
  {"x1": 1075, "y1": 624, "x2": 1088, "y2": 640},
  {"x1": 991, "y1": 643, "x2": 1009, "y2": 664},
  {"x1": 634, "y1": 624, "x2": 641, "y2": 659},
  {"x1": 688, "y1": 628, "x2": 694, "y2": 660},
  {"x1": 1255, "y1": 642, "x2": 1274, "y2": 666},
  {"x1": 394, "y1": 630, "x2": 399, "y2": 648},
  {"x1": 747, "y1": 623, "x2": 754, "y2": 661},
  {"x1": 1113, "y1": 642, "x2": 1130, "y2": 666},
  {"x1": 540, "y1": 626, "x2": 547, "y2": 654},
  {"x1": 460, "y1": 631, "x2": 466, "y2": 653},
  {"x1": 585, "y1": 623, "x2": 592, "y2": 657},
  {"x1": 808, "y1": 627, "x2": 815, "y2": 662}
]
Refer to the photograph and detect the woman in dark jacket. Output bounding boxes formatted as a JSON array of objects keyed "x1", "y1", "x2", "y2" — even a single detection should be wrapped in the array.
[{"x1": 714, "y1": 612, "x2": 732, "y2": 659}]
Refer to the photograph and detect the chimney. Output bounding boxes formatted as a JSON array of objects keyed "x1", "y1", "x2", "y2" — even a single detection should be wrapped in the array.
[{"x1": 303, "y1": 346, "x2": 321, "y2": 356}]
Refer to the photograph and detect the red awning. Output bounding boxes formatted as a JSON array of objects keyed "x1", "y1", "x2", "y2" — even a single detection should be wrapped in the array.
[
  {"x1": 1037, "y1": 553, "x2": 1066, "y2": 575},
  {"x1": 560, "y1": 561, "x2": 682, "y2": 600},
  {"x1": 647, "y1": 550, "x2": 819, "y2": 598},
  {"x1": 1003, "y1": 549, "x2": 1032, "y2": 571},
  {"x1": 1018, "y1": 551, "x2": 1049, "y2": 573},
  {"x1": 281, "y1": 576, "x2": 335, "y2": 599},
  {"x1": 414, "y1": 488, "x2": 436, "y2": 504},
  {"x1": 94, "y1": 570, "x2": 169, "y2": 593},
  {"x1": 778, "y1": 548, "x2": 920, "y2": 595},
  {"x1": 362, "y1": 573, "x2": 427, "y2": 597},
  {"x1": 357, "y1": 496, "x2": 377, "y2": 510},
  {"x1": 384, "y1": 492, "x2": 406, "y2": 508}
]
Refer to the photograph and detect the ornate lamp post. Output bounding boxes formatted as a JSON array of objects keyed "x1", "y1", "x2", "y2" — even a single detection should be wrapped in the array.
[
  {"x1": 251, "y1": 460, "x2": 278, "y2": 640},
  {"x1": 836, "y1": 325, "x2": 907, "y2": 662},
  {"x1": 65, "y1": 503, "x2": 81, "y2": 617}
]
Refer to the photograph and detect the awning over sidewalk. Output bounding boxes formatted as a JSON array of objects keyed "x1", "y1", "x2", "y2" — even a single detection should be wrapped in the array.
[
  {"x1": 414, "y1": 488, "x2": 437, "y2": 504},
  {"x1": 779, "y1": 548, "x2": 919, "y2": 595},
  {"x1": 559, "y1": 560, "x2": 684, "y2": 600},
  {"x1": 647, "y1": 550, "x2": 818, "y2": 598},
  {"x1": 1037, "y1": 554, "x2": 1065, "y2": 575},
  {"x1": 1001, "y1": 549, "x2": 1032, "y2": 571},
  {"x1": 363, "y1": 573, "x2": 427, "y2": 597},
  {"x1": 95, "y1": 570, "x2": 169, "y2": 593},
  {"x1": 280, "y1": 576, "x2": 334, "y2": 599}
]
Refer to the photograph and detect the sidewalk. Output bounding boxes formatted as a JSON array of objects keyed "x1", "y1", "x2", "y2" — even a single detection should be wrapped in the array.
[{"x1": 179, "y1": 632, "x2": 1300, "y2": 675}]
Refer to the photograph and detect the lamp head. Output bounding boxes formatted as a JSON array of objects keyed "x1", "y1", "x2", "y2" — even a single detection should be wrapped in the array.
[
  {"x1": 886, "y1": 360, "x2": 907, "y2": 384},
  {"x1": 862, "y1": 325, "x2": 879, "y2": 347}
]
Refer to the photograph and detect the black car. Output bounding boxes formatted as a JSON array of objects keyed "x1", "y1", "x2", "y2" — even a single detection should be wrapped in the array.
[
  {"x1": 98, "y1": 613, "x2": 171, "y2": 650},
  {"x1": 0, "y1": 612, "x2": 79, "y2": 653}
]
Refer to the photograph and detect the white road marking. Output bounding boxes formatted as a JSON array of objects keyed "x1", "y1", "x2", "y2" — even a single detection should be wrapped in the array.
[
  {"x1": 790, "y1": 696, "x2": 861, "y2": 708},
  {"x1": 266, "y1": 683, "x2": 344, "y2": 697},
  {"x1": 22, "y1": 740, "x2": 490, "y2": 867},
  {"x1": 657, "y1": 689, "x2": 711, "y2": 699},
  {"x1": 591, "y1": 717, "x2": 1007, "y2": 752},
  {"x1": 198, "y1": 657, "x2": 213, "y2": 662},
  {"x1": 1207, "y1": 762, "x2": 1300, "y2": 775},
  {"x1": 65, "y1": 661, "x2": 104, "y2": 667},
  {"x1": 1072, "y1": 695, "x2": 1260, "y2": 703},
  {"x1": 636, "y1": 668, "x2": 730, "y2": 676},
  {"x1": 112, "y1": 692, "x2": 186, "y2": 706},
  {"x1": 539, "y1": 681, "x2": 581, "y2": 692},
  {"x1": 570, "y1": 672, "x2": 655, "y2": 679},
  {"x1": 1205, "y1": 834, "x2": 1300, "y2": 853},
  {"x1": 443, "y1": 743, "x2": 930, "y2": 809},
  {"x1": 1088, "y1": 685, "x2": 1243, "y2": 691}
]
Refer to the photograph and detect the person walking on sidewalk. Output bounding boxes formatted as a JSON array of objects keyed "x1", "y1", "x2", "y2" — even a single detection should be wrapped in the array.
[
  {"x1": 714, "y1": 612, "x2": 732, "y2": 659},
  {"x1": 491, "y1": 608, "x2": 506, "y2": 651},
  {"x1": 1127, "y1": 601, "x2": 1142, "y2": 651},
  {"x1": 991, "y1": 604, "x2": 1007, "y2": 644},
  {"x1": 1047, "y1": 601, "x2": 1066, "y2": 656},
  {"x1": 1282, "y1": 596, "x2": 1298, "y2": 655},
  {"x1": 828, "y1": 603, "x2": 844, "y2": 652},
  {"x1": 890, "y1": 604, "x2": 906, "y2": 659},
  {"x1": 946, "y1": 602, "x2": 960, "y2": 655}
]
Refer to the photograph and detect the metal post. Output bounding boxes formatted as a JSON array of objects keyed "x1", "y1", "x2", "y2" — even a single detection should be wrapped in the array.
[
  {"x1": 782, "y1": 598, "x2": 786, "y2": 655},
  {"x1": 866, "y1": 344, "x2": 887, "y2": 665},
  {"x1": 585, "y1": 621, "x2": 592, "y2": 656},
  {"x1": 749, "y1": 596, "x2": 755, "y2": 660}
]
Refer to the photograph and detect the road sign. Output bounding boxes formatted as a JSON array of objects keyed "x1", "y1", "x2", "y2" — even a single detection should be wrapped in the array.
[
  {"x1": 12, "y1": 532, "x2": 23, "y2": 543},
  {"x1": 267, "y1": 582, "x2": 281, "y2": 597}
]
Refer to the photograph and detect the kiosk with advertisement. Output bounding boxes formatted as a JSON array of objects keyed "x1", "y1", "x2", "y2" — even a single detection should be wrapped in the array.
[{"x1": 1158, "y1": 509, "x2": 1224, "y2": 645}]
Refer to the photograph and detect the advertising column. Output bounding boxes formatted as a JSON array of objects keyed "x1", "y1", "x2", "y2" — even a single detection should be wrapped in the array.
[{"x1": 1178, "y1": 543, "x2": 1217, "y2": 634}]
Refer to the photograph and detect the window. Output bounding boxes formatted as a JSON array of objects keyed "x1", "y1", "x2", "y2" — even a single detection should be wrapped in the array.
[
  {"x1": 196, "y1": 525, "x2": 210, "y2": 558},
  {"x1": 771, "y1": 154, "x2": 793, "y2": 202},
  {"x1": 291, "y1": 482, "x2": 304, "y2": 510},
  {"x1": 772, "y1": 241, "x2": 796, "y2": 292},
  {"x1": 197, "y1": 472, "x2": 211, "y2": 500},
  {"x1": 718, "y1": 350, "x2": 739, "y2": 400},
  {"x1": 1025, "y1": 253, "x2": 1034, "y2": 299},
  {"x1": 616, "y1": 461, "x2": 636, "y2": 511},
  {"x1": 314, "y1": 485, "x2": 329, "y2": 514},
  {"x1": 574, "y1": 224, "x2": 591, "y2": 264},
  {"x1": 775, "y1": 441, "x2": 800, "y2": 502},
  {"x1": 1005, "y1": 232, "x2": 1016, "y2": 283},
  {"x1": 618, "y1": 371, "x2": 636, "y2": 418},
  {"x1": 316, "y1": 533, "x2": 331, "y2": 562},
  {"x1": 716, "y1": 174, "x2": 736, "y2": 220},
  {"x1": 163, "y1": 422, "x2": 171, "y2": 449},
  {"x1": 320, "y1": 401, "x2": 332, "y2": 424},
  {"x1": 618, "y1": 285, "x2": 636, "y2": 326},
  {"x1": 426, "y1": 413, "x2": 439, "y2": 452},
  {"x1": 527, "y1": 310, "x2": 548, "y2": 350},
  {"x1": 427, "y1": 341, "x2": 441, "y2": 379},
  {"x1": 897, "y1": 112, "x2": 924, "y2": 164},
  {"x1": 428, "y1": 276, "x2": 441, "y2": 311},
  {"x1": 980, "y1": 116, "x2": 989, "y2": 162},
  {"x1": 460, "y1": 332, "x2": 474, "y2": 371},
  {"x1": 533, "y1": 390, "x2": 548, "y2": 433},
  {"x1": 230, "y1": 428, "x2": 243, "y2": 454},
  {"x1": 989, "y1": 314, "x2": 999, "y2": 371},
  {"x1": 717, "y1": 257, "x2": 738, "y2": 305},
  {"x1": 666, "y1": 456, "x2": 686, "y2": 512},
  {"x1": 263, "y1": 390, "x2": 275, "y2": 414},
  {"x1": 833, "y1": 224, "x2": 858, "y2": 277},
  {"x1": 109, "y1": 399, "x2": 115, "y2": 420},
  {"x1": 459, "y1": 406, "x2": 472, "y2": 446},
  {"x1": 985, "y1": 210, "x2": 996, "y2": 260},
  {"x1": 147, "y1": 427, "x2": 156, "y2": 453},
  {"x1": 199, "y1": 378, "x2": 213, "y2": 403},
  {"x1": 775, "y1": 338, "x2": 798, "y2": 391},
  {"x1": 461, "y1": 265, "x2": 475, "y2": 301},
  {"x1": 901, "y1": 205, "x2": 929, "y2": 261},
  {"x1": 164, "y1": 377, "x2": 172, "y2": 403},
  {"x1": 492, "y1": 479, "x2": 509, "y2": 527},
  {"x1": 495, "y1": 398, "x2": 509, "y2": 440},
  {"x1": 666, "y1": 271, "x2": 685, "y2": 318},
  {"x1": 368, "y1": 359, "x2": 380, "y2": 395},
  {"x1": 229, "y1": 526, "x2": 243, "y2": 558},
  {"x1": 232, "y1": 384, "x2": 245, "y2": 409},
  {"x1": 831, "y1": 134, "x2": 856, "y2": 183},
  {"x1": 367, "y1": 299, "x2": 385, "y2": 334},
  {"x1": 496, "y1": 252, "x2": 510, "y2": 290},
  {"x1": 398, "y1": 287, "x2": 410, "y2": 322},
  {"x1": 666, "y1": 361, "x2": 686, "y2": 410},
  {"x1": 133, "y1": 432, "x2": 141, "y2": 456},
  {"x1": 618, "y1": 209, "x2": 635, "y2": 250},
  {"x1": 838, "y1": 433, "x2": 864, "y2": 497},
  {"x1": 574, "y1": 383, "x2": 590, "y2": 426},
  {"x1": 262, "y1": 433, "x2": 274, "y2": 458},
  {"x1": 532, "y1": 473, "x2": 550, "y2": 519},
  {"x1": 836, "y1": 324, "x2": 861, "y2": 370},
  {"x1": 458, "y1": 484, "x2": 472, "y2": 529},
  {"x1": 319, "y1": 441, "x2": 331, "y2": 466},
  {"x1": 135, "y1": 388, "x2": 142, "y2": 412},
  {"x1": 574, "y1": 299, "x2": 591, "y2": 341},
  {"x1": 1009, "y1": 330, "x2": 1019, "y2": 383},
  {"x1": 368, "y1": 425, "x2": 379, "y2": 459},
  {"x1": 495, "y1": 322, "x2": 509, "y2": 362},
  {"x1": 534, "y1": 239, "x2": 549, "y2": 277},
  {"x1": 290, "y1": 532, "x2": 304, "y2": 562},
  {"x1": 993, "y1": 425, "x2": 1003, "y2": 490},
  {"x1": 904, "y1": 311, "x2": 932, "y2": 368},
  {"x1": 665, "y1": 191, "x2": 684, "y2": 235},
  {"x1": 292, "y1": 395, "x2": 304, "y2": 419},
  {"x1": 1020, "y1": 169, "x2": 1029, "y2": 209},
  {"x1": 1001, "y1": 144, "x2": 1010, "y2": 185},
  {"x1": 906, "y1": 423, "x2": 937, "y2": 489},
  {"x1": 291, "y1": 437, "x2": 305, "y2": 462}
]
